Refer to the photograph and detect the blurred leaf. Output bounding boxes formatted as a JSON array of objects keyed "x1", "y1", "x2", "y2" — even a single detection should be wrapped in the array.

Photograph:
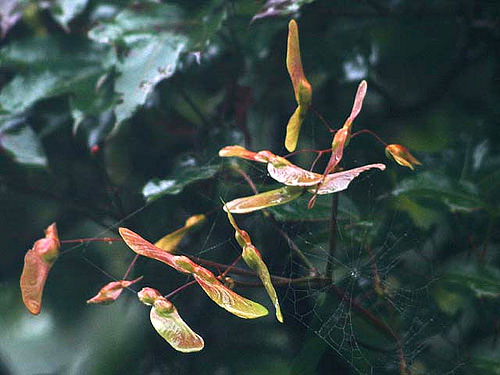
[
  {"x1": 252, "y1": 0, "x2": 315, "y2": 22},
  {"x1": 0, "y1": 35, "x2": 113, "y2": 69},
  {"x1": 470, "y1": 342, "x2": 500, "y2": 375},
  {"x1": 444, "y1": 263, "x2": 500, "y2": 299},
  {"x1": 431, "y1": 286, "x2": 466, "y2": 316},
  {"x1": 0, "y1": 0, "x2": 23, "y2": 38},
  {"x1": 0, "y1": 36, "x2": 115, "y2": 132},
  {"x1": 394, "y1": 196, "x2": 441, "y2": 230},
  {"x1": 112, "y1": 34, "x2": 186, "y2": 126},
  {"x1": 88, "y1": 1, "x2": 226, "y2": 126},
  {"x1": 0, "y1": 115, "x2": 47, "y2": 167},
  {"x1": 70, "y1": 70, "x2": 118, "y2": 139},
  {"x1": 20, "y1": 223, "x2": 59, "y2": 314},
  {"x1": 49, "y1": 0, "x2": 89, "y2": 30},
  {"x1": 142, "y1": 162, "x2": 219, "y2": 202},
  {"x1": 392, "y1": 171, "x2": 485, "y2": 213}
]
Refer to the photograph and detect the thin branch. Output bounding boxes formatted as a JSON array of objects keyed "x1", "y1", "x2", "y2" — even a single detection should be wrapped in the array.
[
  {"x1": 351, "y1": 129, "x2": 387, "y2": 147},
  {"x1": 122, "y1": 254, "x2": 140, "y2": 280},
  {"x1": 220, "y1": 254, "x2": 242, "y2": 278},
  {"x1": 164, "y1": 279, "x2": 197, "y2": 300},
  {"x1": 60, "y1": 237, "x2": 122, "y2": 244},
  {"x1": 230, "y1": 163, "x2": 259, "y2": 194},
  {"x1": 311, "y1": 106, "x2": 335, "y2": 133}
]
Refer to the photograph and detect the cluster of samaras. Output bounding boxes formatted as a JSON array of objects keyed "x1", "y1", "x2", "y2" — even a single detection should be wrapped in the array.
[{"x1": 19, "y1": 20, "x2": 420, "y2": 353}]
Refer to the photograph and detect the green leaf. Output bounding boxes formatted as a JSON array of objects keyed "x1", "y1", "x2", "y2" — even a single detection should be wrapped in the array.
[
  {"x1": 49, "y1": 0, "x2": 89, "y2": 30},
  {"x1": 252, "y1": 1, "x2": 315, "y2": 22},
  {"x1": 444, "y1": 263, "x2": 500, "y2": 299},
  {"x1": 470, "y1": 343, "x2": 500, "y2": 375},
  {"x1": 0, "y1": 36, "x2": 114, "y2": 117},
  {"x1": 142, "y1": 162, "x2": 219, "y2": 202},
  {"x1": 113, "y1": 34, "x2": 187, "y2": 126},
  {"x1": 88, "y1": 1, "x2": 226, "y2": 126},
  {"x1": 393, "y1": 196, "x2": 442, "y2": 230},
  {"x1": 0, "y1": 116, "x2": 47, "y2": 167},
  {"x1": 392, "y1": 171, "x2": 485, "y2": 213},
  {"x1": 431, "y1": 285, "x2": 466, "y2": 316}
]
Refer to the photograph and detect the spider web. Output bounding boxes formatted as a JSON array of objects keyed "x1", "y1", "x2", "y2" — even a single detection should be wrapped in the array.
[
  {"x1": 57, "y1": 144, "x2": 465, "y2": 375},
  {"x1": 187, "y1": 139, "x2": 465, "y2": 374}
]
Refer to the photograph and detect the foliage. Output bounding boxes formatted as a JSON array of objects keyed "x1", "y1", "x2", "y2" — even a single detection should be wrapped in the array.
[{"x1": 1, "y1": 1, "x2": 499, "y2": 374}]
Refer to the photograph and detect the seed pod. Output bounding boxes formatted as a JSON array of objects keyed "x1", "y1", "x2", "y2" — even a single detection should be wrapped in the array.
[{"x1": 20, "y1": 223, "x2": 60, "y2": 315}]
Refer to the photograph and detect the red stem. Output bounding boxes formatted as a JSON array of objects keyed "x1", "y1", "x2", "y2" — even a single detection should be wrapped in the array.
[
  {"x1": 164, "y1": 279, "x2": 198, "y2": 300},
  {"x1": 351, "y1": 129, "x2": 388, "y2": 146},
  {"x1": 309, "y1": 151, "x2": 324, "y2": 172},
  {"x1": 310, "y1": 106, "x2": 336, "y2": 133},
  {"x1": 122, "y1": 254, "x2": 140, "y2": 280},
  {"x1": 60, "y1": 237, "x2": 122, "y2": 244},
  {"x1": 221, "y1": 255, "x2": 242, "y2": 278},
  {"x1": 283, "y1": 147, "x2": 331, "y2": 159}
]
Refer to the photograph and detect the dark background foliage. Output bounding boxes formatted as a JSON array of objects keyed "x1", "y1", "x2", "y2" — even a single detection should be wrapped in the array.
[{"x1": 0, "y1": 0, "x2": 499, "y2": 374}]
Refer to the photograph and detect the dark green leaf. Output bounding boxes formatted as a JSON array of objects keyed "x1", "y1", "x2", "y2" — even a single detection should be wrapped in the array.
[
  {"x1": 252, "y1": 0, "x2": 315, "y2": 22},
  {"x1": 88, "y1": 2, "x2": 226, "y2": 126},
  {"x1": 0, "y1": 0, "x2": 23, "y2": 38},
  {"x1": 143, "y1": 161, "x2": 219, "y2": 202},
  {"x1": 269, "y1": 194, "x2": 359, "y2": 222},
  {"x1": 392, "y1": 171, "x2": 485, "y2": 213},
  {"x1": 49, "y1": 0, "x2": 89, "y2": 30},
  {"x1": 0, "y1": 115, "x2": 47, "y2": 167},
  {"x1": 444, "y1": 263, "x2": 500, "y2": 299},
  {"x1": 0, "y1": 36, "x2": 114, "y2": 115},
  {"x1": 470, "y1": 342, "x2": 500, "y2": 375}
]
